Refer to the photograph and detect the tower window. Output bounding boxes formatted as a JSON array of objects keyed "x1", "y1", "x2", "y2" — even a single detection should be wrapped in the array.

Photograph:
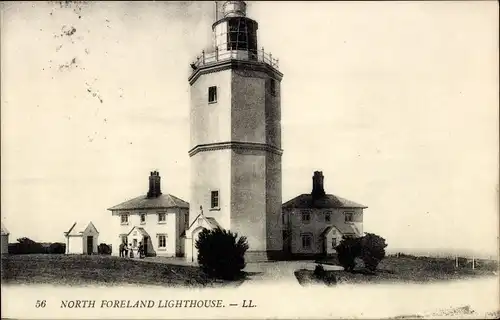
[
  {"x1": 208, "y1": 86, "x2": 217, "y2": 103},
  {"x1": 140, "y1": 213, "x2": 146, "y2": 224},
  {"x1": 270, "y1": 79, "x2": 276, "y2": 96},
  {"x1": 210, "y1": 190, "x2": 219, "y2": 209}
]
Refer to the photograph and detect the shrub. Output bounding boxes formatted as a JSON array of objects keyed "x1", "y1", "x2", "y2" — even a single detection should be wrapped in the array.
[
  {"x1": 336, "y1": 236, "x2": 362, "y2": 272},
  {"x1": 10, "y1": 237, "x2": 45, "y2": 254},
  {"x1": 313, "y1": 264, "x2": 326, "y2": 278},
  {"x1": 195, "y1": 228, "x2": 249, "y2": 280},
  {"x1": 98, "y1": 243, "x2": 112, "y2": 255},
  {"x1": 335, "y1": 233, "x2": 388, "y2": 272},
  {"x1": 48, "y1": 242, "x2": 66, "y2": 254},
  {"x1": 360, "y1": 233, "x2": 387, "y2": 271}
]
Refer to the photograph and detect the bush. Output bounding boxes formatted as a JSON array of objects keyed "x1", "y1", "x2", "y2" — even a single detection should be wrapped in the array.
[
  {"x1": 336, "y1": 236, "x2": 362, "y2": 272},
  {"x1": 195, "y1": 228, "x2": 249, "y2": 280},
  {"x1": 10, "y1": 237, "x2": 45, "y2": 254},
  {"x1": 360, "y1": 233, "x2": 387, "y2": 271},
  {"x1": 48, "y1": 242, "x2": 66, "y2": 254},
  {"x1": 98, "y1": 243, "x2": 112, "y2": 255},
  {"x1": 335, "y1": 233, "x2": 388, "y2": 272},
  {"x1": 313, "y1": 264, "x2": 326, "y2": 278}
]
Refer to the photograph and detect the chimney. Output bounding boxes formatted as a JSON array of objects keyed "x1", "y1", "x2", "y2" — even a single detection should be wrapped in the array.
[
  {"x1": 147, "y1": 171, "x2": 162, "y2": 198},
  {"x1": 311, "y1": 171, "x2": 326, "y2": 199}
]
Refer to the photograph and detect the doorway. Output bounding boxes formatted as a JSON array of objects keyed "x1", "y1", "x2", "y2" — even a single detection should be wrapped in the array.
[
  {"x1": 143, "y1": 236, "x2": 149, "y2": 256},
  {"x1": 87, "y1": 236, "x2": 93, "y2": 255}
]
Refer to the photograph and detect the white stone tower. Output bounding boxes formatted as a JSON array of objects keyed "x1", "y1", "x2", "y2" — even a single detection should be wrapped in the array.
[{"x1": 186, "y1": 1, "x2": 283, "y2": 261}]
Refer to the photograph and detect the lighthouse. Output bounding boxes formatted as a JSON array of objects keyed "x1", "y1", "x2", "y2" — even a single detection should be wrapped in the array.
[{"x1": 184, "y1": 1, "x2": 284, "y2": 262}]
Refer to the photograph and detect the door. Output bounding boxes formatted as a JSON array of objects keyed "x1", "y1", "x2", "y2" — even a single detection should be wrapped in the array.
[
  {"x1": 143, "y1": 236, "x2": 149, "y2": 256},
  {"x1": 87, "y1": 236, "x2": 93, "y2": 255}
]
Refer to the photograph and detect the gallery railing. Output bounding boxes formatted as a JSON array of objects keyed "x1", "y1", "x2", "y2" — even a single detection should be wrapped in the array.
[{"x1": 191, "y1": 48, "x2": 279, "y2": 70}]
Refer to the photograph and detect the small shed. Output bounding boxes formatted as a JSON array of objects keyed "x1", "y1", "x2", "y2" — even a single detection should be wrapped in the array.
[
  {"x1": 1, "y1": 223, "x2": 10, "y2": 254},
  {"x1": 64, "y1": 222, "x2": 99, "y2": 255}
]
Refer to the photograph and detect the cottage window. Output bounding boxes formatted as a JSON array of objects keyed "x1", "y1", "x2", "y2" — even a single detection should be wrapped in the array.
[
  {"x1": 208, "y1": 86, "x2": 217, "y2": 103},
  {"x1": 133, "y1": 239, "x2": 138, "y2": 248},
  {"x1": 158, "y1": 213, "x2": 166, "y2": 223},
  {"x1": 120, "y1": 235, "x2": 128, "y2": 244},
  {"x1": 325, "y1": 211, "x2": 332, "y2": 222},
  {"x1": 301, "y1": 211, "x2": 311, "y2": 223},
  {"x1": 344, "y1": 212, "x2": 354, "y2": 223},
  {"x1": 331, "y1": 237, "x2": 337, "y2": 249},
  {"x1": 158, "y1": 235, "x2": 166, "y2": 248},
  {"x1": 301, "y1": 234, "x2": 312, "y2": 250},
  {"x1": 120, "y1": 214, "x2": 129, "y2": 225},
  {"x1": 210, "y1": 190, "x2": 219, "y2": 209},
  {"x1": 140, "y1": 213, "x2": 146, "y2": 224}
]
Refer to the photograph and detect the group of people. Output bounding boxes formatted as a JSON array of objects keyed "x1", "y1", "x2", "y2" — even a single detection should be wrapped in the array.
[{"x1": 119, "y1": 241, "x2": 145, "y2": 259}]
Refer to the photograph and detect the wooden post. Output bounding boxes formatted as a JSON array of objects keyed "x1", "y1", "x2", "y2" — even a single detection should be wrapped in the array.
[
  {"x1": 455, "y1": 254, "x2": 458, "y2": 268},
  {"x1": 202, "y1": 50, "x2": 205, "y2": 64},
  {"x1": 472, "y1": 256, "x2": 475, "y2": 270},
  {"x1": 215, "y1": 46, "x2": 219, "y2": 61}
]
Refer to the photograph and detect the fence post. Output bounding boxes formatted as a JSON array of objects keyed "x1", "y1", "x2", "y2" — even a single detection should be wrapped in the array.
[{"x1": 215, "y1": 47, "x2": 219, "y2": 61}]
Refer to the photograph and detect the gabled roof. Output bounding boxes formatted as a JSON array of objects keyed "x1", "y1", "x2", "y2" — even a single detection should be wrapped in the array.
[
  {"x1": 64, "y1": 221, "x2": 98, "y2": 236},
  {"x1": 1, "y1": 223, "x2": 9, "y2": 236},
  {"x1": 321, "y1": 224, "x2": 359, "y2": 237},
  {"x1": 108, "y1": 194, "x2": 189, "y2": 211},
  {"x1": 181, "y1": 214, "x2": 221, "y2": 237},
  {"x1": 127, "y1": 226, "x2": 150, "y2": 237},
  {"x1": 282, "y1": 194, "x2": 367, "y2": 209}
]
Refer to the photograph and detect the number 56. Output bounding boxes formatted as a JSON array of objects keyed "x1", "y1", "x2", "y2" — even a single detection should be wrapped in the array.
[{"x1": 35, "y1": 300, "x2": 46, "y2": 308}]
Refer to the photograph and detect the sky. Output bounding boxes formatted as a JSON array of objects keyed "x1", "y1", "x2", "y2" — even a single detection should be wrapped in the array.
[{"x1": 1, "y1": 1, "x2": 498, "y2": 257}]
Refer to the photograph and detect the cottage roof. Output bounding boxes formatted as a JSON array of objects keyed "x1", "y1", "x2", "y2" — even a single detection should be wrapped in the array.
[
  {"x1": 282, "y1": 194, "x2": 367, "y2": 209},
  {"x1": 1, "y1": 223, "x2": 9, "y2": 235},
  {"x1": 107, "y1": 194, "x2": 189, "y2": 211},
  {"x1": 64, "y1": 221, "x2": 98, "y2": 236}
]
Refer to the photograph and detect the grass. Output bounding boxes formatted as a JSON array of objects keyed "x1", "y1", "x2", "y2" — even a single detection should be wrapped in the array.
[
  {"x1": 296, "y1": 255, "x2": 498, "y2": 286},
  {"x1": 1, "y1": 254, "x2": 245, "y2": 287}
]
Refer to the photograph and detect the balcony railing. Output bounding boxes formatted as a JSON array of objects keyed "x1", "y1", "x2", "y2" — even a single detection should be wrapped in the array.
[{"x1": 191, "y1": 47, "x2": 279, "y2": 70}]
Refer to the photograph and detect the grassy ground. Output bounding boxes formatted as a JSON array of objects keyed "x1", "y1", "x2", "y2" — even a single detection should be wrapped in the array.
[
  {"x1": 297, "y1": 255, "x2": 498, "y2": 286},
  {"x1": 1, "y1": 254, "x2": 244, "y2": 287}
]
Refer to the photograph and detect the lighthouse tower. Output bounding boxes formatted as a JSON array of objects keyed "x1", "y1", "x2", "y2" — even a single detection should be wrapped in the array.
[{"x1": 185, "y1": 1, "x2": 284, "y2": 261}]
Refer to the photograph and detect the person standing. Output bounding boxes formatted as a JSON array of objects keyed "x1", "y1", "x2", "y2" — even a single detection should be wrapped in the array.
[
  {"x1": 138, "y1": 242, "x2": 144, "y2": 259},
  {"x1": 124, "y1": 243, "x2": 129, "y2": 258},
  {"x1": 129, "y1": 243, "x2": 134, "y2": 258},
  {"x1": 119, "y1": 242, "x2": 125, "y2": 257}
]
